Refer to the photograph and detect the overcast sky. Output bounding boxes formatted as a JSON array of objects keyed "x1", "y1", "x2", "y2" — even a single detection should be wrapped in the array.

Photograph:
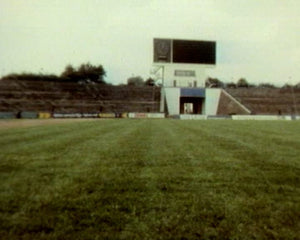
[{"x1": 1, "y1": 0, "x2": 299, "y2": 86}]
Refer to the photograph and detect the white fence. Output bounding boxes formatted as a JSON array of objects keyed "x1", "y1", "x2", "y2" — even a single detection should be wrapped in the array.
[
  {"x1": 172, "y1": 114, "x2": 297, "y2": 120},
  {"x1": 231, "y1": 115, "x2": 293, "y2": 121},
  {"x1": 179, "y1": 114, "x2": 207, "y2": 120}
]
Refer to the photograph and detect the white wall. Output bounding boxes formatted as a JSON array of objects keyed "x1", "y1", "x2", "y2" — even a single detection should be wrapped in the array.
[
  {"x1": 204, "y1": 89, "x2": 221, "y2": 115},
  {"x1": 163, "y1": 87, "x2": 180, "y2": 115},
  {"x1": 232, "y1": 115, "x2": 292, "y2": 120},
  {"x1": 179, "y1": 114, "x2": 207, "y2": 120},
  {"x1": 153, "y1": 63, "x2": 214, "y2": 88}
]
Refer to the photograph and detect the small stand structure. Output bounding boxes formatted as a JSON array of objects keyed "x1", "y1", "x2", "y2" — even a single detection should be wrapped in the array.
[{"x1": 152, "y1": 38, "x2": 221, "y2": 116}]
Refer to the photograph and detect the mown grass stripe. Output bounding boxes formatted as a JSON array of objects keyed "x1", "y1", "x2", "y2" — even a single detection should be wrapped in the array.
[{"x1": 0, "y1": 119, "x2": 299, "y2": 239}]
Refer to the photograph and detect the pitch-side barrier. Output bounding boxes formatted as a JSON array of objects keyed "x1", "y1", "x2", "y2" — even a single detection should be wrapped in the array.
[
  {"x1": 178, "y1": 114, "x2": 207, "y2": 120},
  {"x1": 128, "y1": 113, "x2": 165, "y2": 119},
  {"x1": 0, "y1": 112, "x2": 16, "y2": 119},
  {"x1": 231, "y1": 115, "x2": 293, "y2": 120},
  {"x1": 0, "y1": 111, "x2": 298, "y2": 120},
  {"x1": 172, "y1": 114, "x2": 296, "y2": 120}
]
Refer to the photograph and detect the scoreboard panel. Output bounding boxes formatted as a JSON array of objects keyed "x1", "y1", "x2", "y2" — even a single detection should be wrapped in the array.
[
  {"x1": 173, "y1": 39, "x2": 215, "y2": 64},
  {"x1": 154, "y1": 38, "x2": 216, "y2": 65}
]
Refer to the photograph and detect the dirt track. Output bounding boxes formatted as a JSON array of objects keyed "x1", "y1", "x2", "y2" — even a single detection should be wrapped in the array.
[{"x1": 0, "y1": 119, "x2": 98, "y2": 130}]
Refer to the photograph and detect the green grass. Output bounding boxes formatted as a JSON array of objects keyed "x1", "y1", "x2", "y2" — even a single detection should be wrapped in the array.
[{"x1": 0, "y1": 119, "x2": 299, "y2": 239}]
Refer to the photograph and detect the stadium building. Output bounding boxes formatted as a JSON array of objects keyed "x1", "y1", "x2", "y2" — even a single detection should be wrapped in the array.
[{"x1": 152, "y1": 38, "x2": 252, "y2": 117}]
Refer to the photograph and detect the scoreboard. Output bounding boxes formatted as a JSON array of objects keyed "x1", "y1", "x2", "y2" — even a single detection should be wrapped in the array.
[{"x1": 154, "y1": 38, "x2": 216, "y2": 65}]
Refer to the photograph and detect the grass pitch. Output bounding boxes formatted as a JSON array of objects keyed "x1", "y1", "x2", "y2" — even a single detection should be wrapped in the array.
[{"x1": 0, "y1": 119, "x2": 299, "y2": 239}]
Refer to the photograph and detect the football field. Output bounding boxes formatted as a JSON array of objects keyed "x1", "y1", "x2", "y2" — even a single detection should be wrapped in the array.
[{"x1": 0, "y1": 119, "x2": 299, "y2": 239}]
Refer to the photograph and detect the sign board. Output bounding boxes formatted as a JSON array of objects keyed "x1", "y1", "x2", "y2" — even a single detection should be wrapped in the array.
[
  {"x1": 153, "y1": 39, "x2": 171, "y2": 63},
  {"x1": 174, "y1": 70, "x2": 196, "y2": 77}
]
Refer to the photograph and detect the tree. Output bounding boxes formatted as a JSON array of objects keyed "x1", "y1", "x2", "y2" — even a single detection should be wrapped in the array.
[
  {"x1": 281, "y1": 83, "x2": 293, "y2": 89},
  {"x1": 1, "y1": 72, "x2": 59, "y2": 81},
  {"x1": 237, "y1": 78, "x2": 249, "y2": 88},
  {"x1": 61, "y1": 63, "x2": 106, "y2": 83},
  {"x1": 258, "y1": 83, "x2": 276, "y2": 88},
  {"x1": 145, "y1": 78, "x2": 155, "y2": 86},
  {"x1": 61, "y1": 64, "x2": 75, "y2": 78},
  {"x1": 226, "y1": 82, "x2": 237, "y2": 88},
  {"x1": 205, "y1": 77, "x2": 224, "y2": 88},
  {"x1": 127, "y1": 76, "x2": 144, "y2": 86}
]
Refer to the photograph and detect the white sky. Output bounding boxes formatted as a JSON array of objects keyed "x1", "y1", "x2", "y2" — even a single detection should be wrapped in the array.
[{"x1": 0, "y1": 0, "x2": 299, "y2": 86}]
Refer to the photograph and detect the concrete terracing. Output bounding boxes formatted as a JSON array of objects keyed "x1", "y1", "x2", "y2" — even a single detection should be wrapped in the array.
[
  {"x1": 225, "y1": 88, "x2": 300, "y2": 115},
  {"x1": 0, "y1": 79, "x2": 160, "y2": 113},
  {"x1": 1, "y1": 79, "x2": 299, "y2": 116}
]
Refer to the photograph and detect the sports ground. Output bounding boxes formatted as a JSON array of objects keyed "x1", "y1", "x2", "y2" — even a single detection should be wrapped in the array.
[{"x1": 0, "y1": 119, "x2": 299, "y2": 239}]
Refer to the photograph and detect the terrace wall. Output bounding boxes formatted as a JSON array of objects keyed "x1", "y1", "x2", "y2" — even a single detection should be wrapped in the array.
[{"x1": 217, "y1": 90, "x2": 251, "y2": 115}]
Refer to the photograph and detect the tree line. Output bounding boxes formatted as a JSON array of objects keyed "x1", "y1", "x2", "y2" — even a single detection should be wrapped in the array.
[
  {"x1": 126, "y1": 76, "x2": 156, "y2": 87},
  {"x1": 1, "y1": 63, "x2": 106, "y2": 84},
  {"x1": 206, "y1": 77, "x2": 300, "y2": 89},
  {"x1": 127, "y1": 76, "x2": 300, "y2": 89},
  {"x1": 1, "y1": 63, "x2": 299, "y2": 88}
]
